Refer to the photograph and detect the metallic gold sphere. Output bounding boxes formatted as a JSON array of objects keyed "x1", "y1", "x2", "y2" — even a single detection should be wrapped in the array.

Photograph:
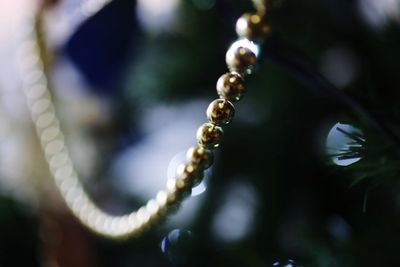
[
  {"x1": 196, "y1": 123, "x2": 224, "y2": 149},
  {"x1": 186, "y1": 144, "x2": 213, "y2": 170},
  {"x1": 226, "y1": 45, "x2": 257, "y2": 75},
  {"x1": 216, "y1": 72, "x2": 246, "y2": 102},
  {"x1": 206, "y1": 99, "x2": 235, "y2": 125},
  {"x1": 236, "y1": 13, "x2": 270, "y2": 41}
]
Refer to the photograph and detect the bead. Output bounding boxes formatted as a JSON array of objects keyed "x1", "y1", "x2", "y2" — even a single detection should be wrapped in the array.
[
  {"x1": 156, "y1": 190, "x2": 169, "y2": 206},
  {"x1": 216, "y1": 72, "x2": 246, "y2": 102},
  {"x1": 236, "y1": 13, "x2": 270, "y2": 41},
  {"x1": 166, "y1": 178, "x2": 191, "y2": 203},
  {"x1": 186, "y1": 144, "x2": 213, "y2": 170},
  {"x1": 226, "y1": 41, "x2": 257, "y2": 75},
  {"x1": 176, "y1": 163, "x2": 204, "y2": 187},
  {"x1": 206, "y1": 99, "x2": 235, "y2": 125},
  {"x1": 196, "y1": 123, "x2": 223, "y2": 149},
  {"x1": 146, "y1": 199, "x2": 160, "y2": 217}
]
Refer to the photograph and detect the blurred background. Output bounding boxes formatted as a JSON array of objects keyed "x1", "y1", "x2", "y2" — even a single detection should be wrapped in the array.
[{"x1": 1, "y1": 0, "x2": 400, "y2": 266}]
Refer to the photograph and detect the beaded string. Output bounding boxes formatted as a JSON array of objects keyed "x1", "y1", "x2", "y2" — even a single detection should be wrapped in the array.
[{"x1": 17, "y1": 0, "x2": 269, "y2": 239}]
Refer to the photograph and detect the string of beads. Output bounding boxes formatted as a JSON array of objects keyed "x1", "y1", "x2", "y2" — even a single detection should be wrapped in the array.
[{"x1": 17, "y1": 1, "x2": 270, "y2": 239}]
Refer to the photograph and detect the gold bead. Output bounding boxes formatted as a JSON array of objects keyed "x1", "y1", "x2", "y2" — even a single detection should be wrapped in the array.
[
  {"x1": 216, "y1": 72, "x2": 246, "y2": 102},
  {"x1": 176, "y1": 163, "x2": 203, "y2": 186},
  {"x1": 176, "y1": 162, "x2": 204, "y2": 187},
  {"x1": 186, "y1": 144, "x2": 213, "y2": 170},
  {"x1": 196, "y1": 123, "x2": 224, "y2": 149},
  {"x1": 236, "y1": 13, "x2": 270, "y2": 41},
  {"x1": 166, "y1": 178, "x2": 191, "y2": 203},
  {"x1": 206, "y1": 99, "x2": 235, "y2": 125},
  {"x1": 226, "y1": 43, "x2": 257, "y2": 75}
]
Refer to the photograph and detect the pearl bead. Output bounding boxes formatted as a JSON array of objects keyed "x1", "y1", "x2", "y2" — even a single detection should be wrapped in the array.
[
  {"x1": 176, "y1": 163, "x2": 204, "y2": 187},
  {"x1": 236, "y1": 13, "x2": 270, "y2": 41},
  {"x1": 206, "y1": 99, "x2": 235, "y2": 125},
  {"x1": 226, "y1": 43, "x2": 257, "y2": 75},
  {"x1": 196, "y1": 123, "x2": 223, "y2": 149},
  {"x1": 166, "y1": 178, "x2": 191, "y2": 203},
  {"x1": 186, "y1": 144, "x2": 213, "y2": 170},
  {"x1": 216, "y1": 72, "x2": 246, "y2": 101}
]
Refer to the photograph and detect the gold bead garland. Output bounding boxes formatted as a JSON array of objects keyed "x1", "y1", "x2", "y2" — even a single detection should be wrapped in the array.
[{"x1": 18, "y1": 1, "x2": 269, "y2": 239}]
